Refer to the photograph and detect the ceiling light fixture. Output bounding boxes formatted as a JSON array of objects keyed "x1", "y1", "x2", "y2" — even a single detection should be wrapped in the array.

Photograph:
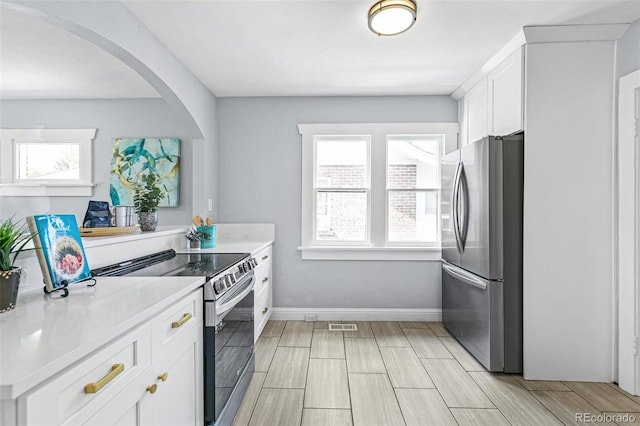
[{"x1": 368, "y1": 0, "x2": 417, "y2": 36}]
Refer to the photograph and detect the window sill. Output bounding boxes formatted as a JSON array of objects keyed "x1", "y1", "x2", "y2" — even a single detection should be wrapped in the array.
[
  {"x1": 0, "y1": 183, "x2": 95, "y2": 197},
  {"x1": 298, "y1": 246, "x2": 441, "y2": 261}
]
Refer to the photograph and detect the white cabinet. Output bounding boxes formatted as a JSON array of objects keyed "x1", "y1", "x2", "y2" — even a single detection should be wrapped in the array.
[
  {"x1": 488, "y1": 47, "x2": 524, "y2": 136},
  {"x1": 464, "y1": 77, "x2": 488, "y2": 144},
  {"x1": 18, "y1": 288, "x2": 203, "y2": 426},
  {"x1": 253, "y1": 245, "x2": 273, "y2": 340}
]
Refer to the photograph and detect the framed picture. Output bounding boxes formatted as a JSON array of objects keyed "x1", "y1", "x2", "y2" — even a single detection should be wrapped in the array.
[{"x1": 110, "y1": 138, "x2": 180, "y2": 207}]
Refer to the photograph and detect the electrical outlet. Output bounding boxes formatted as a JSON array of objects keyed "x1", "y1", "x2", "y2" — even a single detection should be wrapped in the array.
[
  {"x1": 208, "y1": 199, "x2": 213, "y2": 211},
  {"x1": 304, "y1": 314, "x2": 317, "y2": 322}
]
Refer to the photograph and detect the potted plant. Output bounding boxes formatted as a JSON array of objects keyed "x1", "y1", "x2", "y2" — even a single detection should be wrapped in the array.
[
  {"x1": 185, "y1": 227, "x2": 210, "y2": 250},
  {"x1": 133, "y1": 172, "x2": 166, "y2": 231},
  {"x1": 0, "y1": 216, "x2": 34, "y2": 312}
]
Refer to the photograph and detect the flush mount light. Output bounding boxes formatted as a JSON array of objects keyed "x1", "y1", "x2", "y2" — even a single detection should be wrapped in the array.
[{"x1": 368, "y1": 0, "x2": 417, "y2": 36}]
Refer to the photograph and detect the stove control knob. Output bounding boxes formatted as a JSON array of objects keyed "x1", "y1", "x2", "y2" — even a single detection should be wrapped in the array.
[
  {"x1": 239, "y1": 263, "x2": 246, "y2": 273},
  {"x1": 214, "y1": 280, "x2": 225, "y2": 294},
  {"x1": 225, "y1": 275, "x2": 234, "y2": 287}
]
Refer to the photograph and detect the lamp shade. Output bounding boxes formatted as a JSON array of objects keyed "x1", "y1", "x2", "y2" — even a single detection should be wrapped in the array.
[{"x1": 368, "y1": 0, "x2": 417, "y2": 36}]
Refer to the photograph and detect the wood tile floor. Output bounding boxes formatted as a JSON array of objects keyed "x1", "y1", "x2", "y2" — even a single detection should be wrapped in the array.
[{"x1": 232, "y1": 321, "x2": 640, "y2": 426}]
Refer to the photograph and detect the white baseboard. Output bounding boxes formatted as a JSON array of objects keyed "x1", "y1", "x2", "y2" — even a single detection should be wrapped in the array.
[{"x1": 270, "y1": 307, "x2": 442, "y2": 322}]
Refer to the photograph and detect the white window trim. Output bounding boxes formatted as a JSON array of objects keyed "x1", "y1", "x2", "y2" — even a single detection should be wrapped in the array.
[
  {"x1": 0, "y1": 128, "x2": 96, "y2": 196},
  {"x1": 298, "y1": 122, "x2": 459, "y2": 261}
]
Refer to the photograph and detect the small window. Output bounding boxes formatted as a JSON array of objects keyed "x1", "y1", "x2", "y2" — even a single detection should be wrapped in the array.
[{"x1": 0, "y1": 129, "x2": 96, "y2": 196}]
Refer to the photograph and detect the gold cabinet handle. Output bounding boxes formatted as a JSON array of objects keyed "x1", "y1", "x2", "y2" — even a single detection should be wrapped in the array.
[
  {"x1": 262, "y1": 277, "x2": 268, "y2": 284},
  {"x1": 146, "y1": 384, "x2": 158, "y2": 394},
  {"x1": 84, "y1": 364, "x2": 124, "y2": 394},
  {"x1": 158, "y1": 372, "x2": 168, "y2": 382},
  {"x1": 261, "y1": 255, "x2": 269, "y2": 261},
  {"x1": 262, "y1": 307, "x2": 269, "y2": 314},
  {"x1": 172, "y1": 313, "x2": 192, "y2": 328}
]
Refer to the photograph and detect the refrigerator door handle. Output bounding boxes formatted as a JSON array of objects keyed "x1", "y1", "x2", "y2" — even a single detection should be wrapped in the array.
[
  {"x1": 451, "y1": 162, "x2": 463, "y2": 253},
  {"x1": 442, "y1": 262, "x2": 487, "y2": 290},
  {"x1": 458, "y1": 163, "x2": 470, "y2": 251}
]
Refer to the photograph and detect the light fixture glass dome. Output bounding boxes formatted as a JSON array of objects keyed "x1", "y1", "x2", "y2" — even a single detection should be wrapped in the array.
[{"x1": 368, "y1": 0, "x2": 417, "y2": 36}]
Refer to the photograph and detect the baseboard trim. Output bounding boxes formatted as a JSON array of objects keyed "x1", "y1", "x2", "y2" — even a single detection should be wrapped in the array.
[{"x1": 270, "y1": 307, "x2": 442, "y2": 322}]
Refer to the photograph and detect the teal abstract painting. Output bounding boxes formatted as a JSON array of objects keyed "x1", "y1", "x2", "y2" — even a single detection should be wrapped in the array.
[{"x1": 110, "y1": 138, "x2": 180, "y2": 207}]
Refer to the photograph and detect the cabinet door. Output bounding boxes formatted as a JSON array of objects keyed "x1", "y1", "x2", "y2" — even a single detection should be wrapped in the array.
[
  {"x1": 465, "y1": 78, "x2": 488, "y2": 144},
  {"x1": 488, "y1": 48, "x2": 524, "y2": 136},
  {"x1": 142, "y1": 321, "x2": 203, "y2": 426}
]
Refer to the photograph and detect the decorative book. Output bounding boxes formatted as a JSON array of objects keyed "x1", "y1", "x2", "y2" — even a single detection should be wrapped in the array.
[{"x1": 27, "y1": 215, "x2": 91, "y2": 292}]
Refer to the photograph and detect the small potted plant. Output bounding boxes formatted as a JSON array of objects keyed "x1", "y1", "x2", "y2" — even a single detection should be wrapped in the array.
[
  {"x1": 0, "y1": 216, "x2": 34, "y2": 313},
  {"x1": 133, "y1": 172, "x2": 166, "y2": 231},
  {"x1": 185, "y1": 227, "x2": 209, "y2": 250}
]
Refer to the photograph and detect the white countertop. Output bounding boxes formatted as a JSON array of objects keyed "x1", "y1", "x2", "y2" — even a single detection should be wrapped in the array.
[
  {"x1": 0, "y1": 275, "x2": 203, "y2": 399},
  {"x1": 180, "y1": 240, "x2": 272, "y2": 255}
]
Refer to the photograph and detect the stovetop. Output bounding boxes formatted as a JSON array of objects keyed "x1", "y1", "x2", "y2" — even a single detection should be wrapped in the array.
[{"x1": 91, "y1": 249, "x2": 250, "y2": 280}]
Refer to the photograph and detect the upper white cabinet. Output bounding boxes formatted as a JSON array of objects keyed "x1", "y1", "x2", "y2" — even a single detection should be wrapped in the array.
[
  {"x1": 488, "y1": 48, "x2": 524, "y2": 136},
  {"x1": 464, "y1": 77, "x2": 488, "y2": 144}
]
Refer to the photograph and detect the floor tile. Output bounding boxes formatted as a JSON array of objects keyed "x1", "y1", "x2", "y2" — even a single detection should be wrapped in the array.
[
  {"x1": 279, "y1": 321, "x2": 314, "y2": 347},
  {"x1": 342, "y1": 321, "x2": 374, "y2": 338},
  {"x1": 232, "y1": 373, "x2": 266, "y2": 426},
  {"x1": 397, "y1": 321, "x2": 430, "y2": 329},
  {"x1": 395, "y1": 388, "x2": 457, "y2": 426},
  {"x1": 344, "y1": 338, "x2": 386, "y2": 373},
  {"x1": 421, "y1": 359, "x2": 494, "y2": 408},
  {"x1": 439, "y1": 336, "x2": 485, "y2": 371},
  {"x1": 427, "y1": 322, "x2": 451, "y2": 336},
  {"x1": 349, "y1": 373, "x2": 405, "y2": 426},
  {"x1": 263, "y1": 347, "x2": 310, "y2": 389},
  {"x1": 370, "y1": 321, "x2": 410, "y2": 347},
  {"x1": 313, "y1": 321, "x2": 333, "y2": 329},
  {"x1": 531, "y1": 390, "x2": 615, "y2": 425},
  {"x1": 255, "y1": 337, "x2": 279, "y2": 372},
  {"x1": 469, "y1": 372, "x2": 562, "y2": 425},
  {"x1": 404, "y1": 328, "x2": 453, "y2": 359},
  {"x1": 301, "y1": 409, "x2": 353, "y2": 426},
  {"x1": 514, "y1": 375, "x2": 570, "y2": 391},
  {"x1": 379, "y1": 347, "x2": 434, "y2": 388},
  {"x1": 450, "y1": 408, "x2": 511, "y2": 426},
  {"x1": 311, "y1": 329, "x2": 345, "y2": 359},
  {"x1": 564, "y1": 381, "x2": 640, "y2": 412},
  {"x1": 260, "y1": 320, "x2": 286, "y2": 338},
  {"x1": 248, "y1": 388, "x2": 304, "y2": 426},
  {"x1": 304, "y1": 359, "x2": 351, "y2": 409}
]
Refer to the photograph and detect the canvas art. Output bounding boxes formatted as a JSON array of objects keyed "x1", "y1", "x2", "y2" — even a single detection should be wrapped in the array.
[{"x1": 110, "y1": 138, "x2": 180, "y2": 207}]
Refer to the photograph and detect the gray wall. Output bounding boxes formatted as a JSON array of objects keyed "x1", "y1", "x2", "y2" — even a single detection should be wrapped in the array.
[
  {"x1": 619, "y1": 18, "x2": 640, "y2": 77},
  {"x1": 217, "y1": 96, "x2": 457, "y2": 309},
  {"x1": 0, "y1": 98, "x2": 196, "y2": 225}
]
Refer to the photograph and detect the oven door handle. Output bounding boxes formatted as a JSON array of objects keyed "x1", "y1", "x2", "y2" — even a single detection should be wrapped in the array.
[{"x1": 216, "y1": 274, "x2": 255, "y2": 319}]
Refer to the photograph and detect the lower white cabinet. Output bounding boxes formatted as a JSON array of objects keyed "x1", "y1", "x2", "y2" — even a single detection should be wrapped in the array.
[
  {"x1": 253, "y1": 245, "x2": 273, "y2": 340},
  {"x1": 18, "y1": 288, "x2": 203, "y2": 426}
]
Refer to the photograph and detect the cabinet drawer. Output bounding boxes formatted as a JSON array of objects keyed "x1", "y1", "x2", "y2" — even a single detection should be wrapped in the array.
[
  {"x1": 151, "y1": 288, "x2": 203, "y2": 356},
  {"x1": 254, "y1": 264, "x2": 272, "y2": 297},
  {"x1": 254, "y1": 284, "x2": 272, "y2": 339},
  {"x1": 21, "y1": 323, "x2": 151, "y2": 425},
  {"x1": 253, "y1": 245, "x2": 272, "y2": 269}
]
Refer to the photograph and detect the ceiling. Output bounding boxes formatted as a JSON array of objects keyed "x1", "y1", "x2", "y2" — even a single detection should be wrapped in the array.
[{"x1": 1, "y1": 0, "x2": 639, "y2": 100}]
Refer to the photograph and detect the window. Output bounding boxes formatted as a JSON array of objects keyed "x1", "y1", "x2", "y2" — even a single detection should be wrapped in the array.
[
  {"x1": 299, "y1": 123, "x2": 458, "y2": 260},
  {"x1": 0, "y1": 129, "x2": 96, "y2": 196}
]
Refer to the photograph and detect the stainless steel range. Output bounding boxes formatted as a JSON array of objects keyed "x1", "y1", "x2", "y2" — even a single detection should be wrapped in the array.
[{"x1": 92, "y1": 249, "x2": 258, "y2": 426}]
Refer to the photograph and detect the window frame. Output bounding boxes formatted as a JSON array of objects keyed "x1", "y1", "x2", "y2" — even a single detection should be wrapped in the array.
[
  {"x1": 0, "y1": 128, "x2": 96, "y2": 196},
  {"x1": 298, "y1": 123, "x2": 459, "y2": 261}
]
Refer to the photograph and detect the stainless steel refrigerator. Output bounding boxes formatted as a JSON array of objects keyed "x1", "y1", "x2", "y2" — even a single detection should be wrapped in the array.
[{"x1": 440, "y1": 133, "x2": 523, "y2": 373}]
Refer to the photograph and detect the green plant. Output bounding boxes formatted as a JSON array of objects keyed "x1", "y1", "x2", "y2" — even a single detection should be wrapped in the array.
[
  {"x1": 185, "y1": 228, "x2": 210, "y2": 242},
  {"x1": 133, "y1": 172, "x2": 166, "y2": 213},
  {"x1": 0, "y1": 216, "x2": 34, "y2": 271}
]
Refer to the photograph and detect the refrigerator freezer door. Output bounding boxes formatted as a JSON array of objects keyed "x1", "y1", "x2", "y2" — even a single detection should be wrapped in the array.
[
  {"x1": 440, "y1": 149, "x2": 461, "y2": 266},
  {"x1": 442, "y1": 262, "x2": 504, "y2": 372},
  {"x1": 459, "y1": 137, "x2": 503, "y2": 280}
]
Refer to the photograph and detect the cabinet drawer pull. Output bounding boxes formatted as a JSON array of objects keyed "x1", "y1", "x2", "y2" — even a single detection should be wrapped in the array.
[
  {"x1": 262, "y1": 307, "x2": 269, "y2": 314},
  {"x1": 158, "y1": 372, "x2": 168, "y2": 382},
  {"x1": 146, "y1": 384, "x2": 158, "y2": 394},
  {"x1": 262, "y1": 277, "x2": 269, "y2": 284},
  {"x1": 172, "y1": 313, "x2": 193, "y2": 328},
  {"x1": 261, "y1": 255, "x2": 269, "y2": 261},
  {"x1": 84, "y1": 364, "x2": 124, "y2": 394}
]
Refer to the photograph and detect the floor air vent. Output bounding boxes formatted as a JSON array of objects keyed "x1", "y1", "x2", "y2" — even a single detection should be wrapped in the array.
[{"x1": 329, "y1": 324, "x2": 358, "y2": 331}]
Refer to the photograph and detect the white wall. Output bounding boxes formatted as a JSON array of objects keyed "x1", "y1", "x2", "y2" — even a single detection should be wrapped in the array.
[
  {"x1": 618, "y1": 18, "x2": 640, "y2": 77},
  {"x1": 217, "y1": 96, "x2": 457, "y2": 312},
  {"x1": 523, "y1": 41, "x2": 617, "y2": 381},
  {"x1": 0, "y1": 98, "x2": 195, "y2": 225}
]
